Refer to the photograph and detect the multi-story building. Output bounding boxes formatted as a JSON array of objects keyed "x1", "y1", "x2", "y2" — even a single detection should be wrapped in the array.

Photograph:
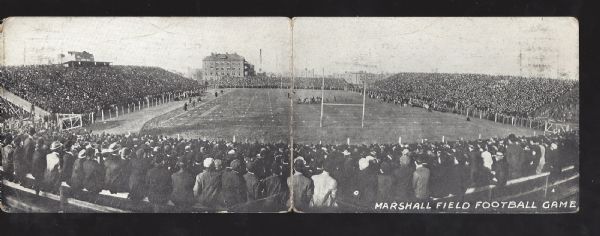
[{"x1": 202, "y1": 53, "x2": 254, "y2": 80}]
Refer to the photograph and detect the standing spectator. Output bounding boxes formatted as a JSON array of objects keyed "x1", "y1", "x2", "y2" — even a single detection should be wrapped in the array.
[
  {"x1": 145, "y1": 157, "x2": 173, "y2": 212},
  {"x1": 193, "y1": 158, "x2": 222, "y2": 207},
  {"x1": 221, "y1": 159, "x2": 247, "y2": 210},
  {"x1": 70, "y1": 149, "x2": 87, "y2": 198},
  {"x1": 376, "y1": 161, "x2": 393, "y2": 202},
  {"x1": 128, "y1": 147, "x2": 151, "y2": 201},
  {"x1": 263, "y1": 162, "x2": 286, "y2": 211},
  {"x1": 412, "y1": 157, "x2": 430, "y2": 200},
  {"x1": 288, "y1": 158, "x2": 313, "y2": 211},
  {"x1": 392, "y1": 151, "x2": 413, "y2": 201},
  {"x1": 170, "y1": 160, "x2": 195, "y2": 209},
  {"x1": 42, "y1": 141, "x2": 63, "y2": 193},
  {"x1": 31, "y1": 138, "x2": 48, "y2": 195},
  {"x1": 1, "y1": 135, "x2": 15, "y2": 181},
  {"x1": 243, "y1": 161, "x2": 262, "y2": 202},
  {"x1": 82, "y1": 151, "x2": 105, "y2": 195},
  {"x1": 506, "y1": 136, "x2": 523, "y2": 179},
  {"x1": 349, "y1": 157, "x2": 377, "y2": 207},
  {"x1": 492, "y1": 152, "x2": 509, "y2": 187},
  {"x1": 310, "y1": 159, "x2": 338, "y2": 209}
]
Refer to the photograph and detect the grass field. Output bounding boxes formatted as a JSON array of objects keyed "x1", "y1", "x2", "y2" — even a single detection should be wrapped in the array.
[{"x1": 135, "y1": 88, "x2": 535, "y2": 145}]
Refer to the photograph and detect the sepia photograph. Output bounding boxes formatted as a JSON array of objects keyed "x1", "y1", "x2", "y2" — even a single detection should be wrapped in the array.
[{"x1": 0, "y1": 17, "x2": 579, "y2": 213}]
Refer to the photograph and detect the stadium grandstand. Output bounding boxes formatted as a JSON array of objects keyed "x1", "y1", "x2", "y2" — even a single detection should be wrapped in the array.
[{"x1": 0, "y1": 68, "x2": 579, "y2": 213}]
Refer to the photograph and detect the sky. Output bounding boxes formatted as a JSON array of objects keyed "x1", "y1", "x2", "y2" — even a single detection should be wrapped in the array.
[
  {"x1": 293, "y1": 17, "x2": 578, "y2": 80},
  {"x1": 2, "y1": 17, "x2": 292, "y2": 76},
  {"x1": 2, "y1": 17, "x2": 578, "y2": 80}
]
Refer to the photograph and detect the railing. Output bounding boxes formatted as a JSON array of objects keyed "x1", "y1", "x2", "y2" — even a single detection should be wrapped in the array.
[{"x1": 0, "y1": 165, "x2": 288, "y2": 213}]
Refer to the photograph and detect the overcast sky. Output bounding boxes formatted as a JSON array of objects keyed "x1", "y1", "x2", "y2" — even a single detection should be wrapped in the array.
[
  {"x1": 2, "y1": 17, "x2": 292, "y2": 76},
  {"x1": 2, "y1": 17, "x2": 577, "y2": 80},
  {"x1": 293, "y1": 17, "x2": 578, "y2": 80}
]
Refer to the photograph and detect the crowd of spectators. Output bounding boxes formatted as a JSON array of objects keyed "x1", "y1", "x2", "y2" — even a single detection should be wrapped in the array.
[
  {"x1": 290, "y1": 131, "x2": 578, "y2": 211},
  {"x1": 207, "y1": 76, "x2": 288, "y2": 89},
  {"x1": 206, "y1": 76, "x2": 349, "y2": 90},
  {"x1": 0, "y1": 96, "x2": 29, "y2": 122},
  {"x1": 0, "y1": 65, "x2": 203, "y2": 115},
  {"x1": 0, "y1": 127, "x2": 290, "y2": 212},
  {"x1": 365, "y1": 73, "x2": 578, "y2": 121}
]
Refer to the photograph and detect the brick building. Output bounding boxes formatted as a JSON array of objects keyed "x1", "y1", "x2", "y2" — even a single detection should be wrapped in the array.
[{"x1": 202, "y1": 53, "x2": 254, "y2": 80}]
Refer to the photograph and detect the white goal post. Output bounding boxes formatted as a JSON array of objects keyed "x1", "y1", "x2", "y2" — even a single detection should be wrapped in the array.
[
  {"x1": 57, "y1": 113, "x2": 83, "y2": 131},
  {"x1": 319, "y1": 75, "x2": 367, "y2": 128}
]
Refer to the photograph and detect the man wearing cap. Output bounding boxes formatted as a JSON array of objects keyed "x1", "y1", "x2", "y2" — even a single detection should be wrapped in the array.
[
  {"x1": 193, "y1": 157, "x2": 222, "y2": 208},
  {"x1": 221, "y1": 159, "x2": 247, "y2": 210},
  {"x1": 42, "y1": 141, "x2": 63, "y2": 193}
]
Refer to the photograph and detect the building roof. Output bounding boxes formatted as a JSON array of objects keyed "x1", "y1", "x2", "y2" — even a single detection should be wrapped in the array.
[{"x1": 203, "y1": 53, "x2": 244, "y2": 61}]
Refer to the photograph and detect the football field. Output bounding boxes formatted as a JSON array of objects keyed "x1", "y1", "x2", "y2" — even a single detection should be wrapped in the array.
[{"x1": 137, "y1": 88, "x2": 535, "y2": 144}]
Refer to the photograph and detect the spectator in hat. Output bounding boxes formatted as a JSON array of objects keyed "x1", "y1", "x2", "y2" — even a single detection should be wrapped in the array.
[
  {"x1": 288, "y1": 158, "x2": 313, "y2": 211},
  {"x1": 193, "y1": 157, "x2": 222, "y2": 207},
  {"x1": 69, "y1": 149, "x2": 87, "y2": 197},
  {"x1": 104, "y1": 144, "x2": 130, "y2": 193},
  {"x1": 82, "y1": 150, "x2": 105, "y2": 195},
  {"x1": 31, "y1": 138, "x2": 48, "y2": 195},
  {"x1": 310, "y1": 158, "x2": 338, "y2": 210},
  {"x1": 42, "y1": 141, "x2": 63, "y2": 193},
  {"x1": 221, "y1": 159, "x2": 247, "y2": 210},
  {"x1": 170, "y1": 160, "x2": 195, "y2": 210},
  {"x1": 412, "y1": 156, "x2": 430, "y2": 200},
  {"x1": 145, "y1": 156, "x2": 173, "y2": 212}
]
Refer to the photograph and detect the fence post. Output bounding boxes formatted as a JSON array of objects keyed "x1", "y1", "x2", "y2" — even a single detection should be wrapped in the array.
[
  {"x1": 101, "y1": 109, "x2": 105, "y2": 121},
  {"x1": 494, "y1": 113, "x2": 497, "y2": 123},
  {"x1": 116, "y1": 106, "x2": 119, "y2": 118}
]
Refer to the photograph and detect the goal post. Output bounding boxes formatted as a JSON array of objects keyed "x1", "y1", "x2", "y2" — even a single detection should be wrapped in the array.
[
  {"x1": 319, "y1": 74, "x2": 366, "y2": 128},
  {"x1": 57, "y1": 113, "x2": 83, "y2": 131}
]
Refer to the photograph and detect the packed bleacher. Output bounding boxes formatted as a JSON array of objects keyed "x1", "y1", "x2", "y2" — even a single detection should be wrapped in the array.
[
  {"x1": 291, "y1": 130, "x2": 578, "y2": 211},
  {"x1": 207, "y1": 76, "x2": 349, "y2": 90},
  {"x1": 365, "y1": 73, "x2": 578, "y2": 121},
  {"x1": 0, "y1": 127, "x2": 291, "y2": 212},
  {"x1": 1, "y1": 96, "x2": 30, "y2": 122},
  {"x1": 0, "y1": 65, "x2": 204, "y2": 115}
]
